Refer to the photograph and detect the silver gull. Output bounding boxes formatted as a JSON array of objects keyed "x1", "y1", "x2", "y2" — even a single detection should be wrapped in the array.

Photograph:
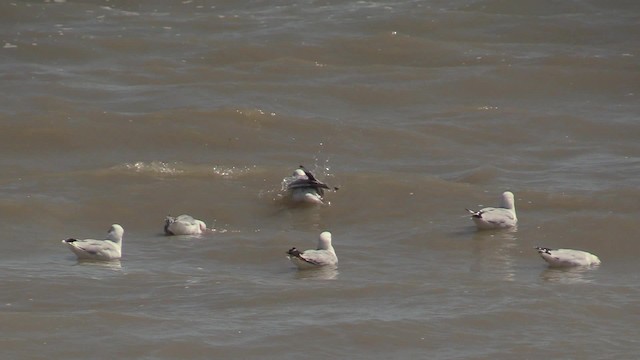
[
  {"x1": 285, "y1": 166, "x2": 331, "y2": 205},
  {"x1": 535, "y1": 247, "x2": 601, "y2": 267},
  {"x1": 164, "y1": 214, "x2": 207, "y2": 235},
  {"x1": 62, "y1": 224, "x2": 124, "y2": 261},
  {"x1": 466, "y1": 191, "x2": 517, "y2": 230},
  {"x1": 286, "y1": 231, "x2": 338, "y2": 269}
]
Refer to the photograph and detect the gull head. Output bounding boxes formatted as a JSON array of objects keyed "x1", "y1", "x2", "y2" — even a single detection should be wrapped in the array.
[
  {"x1": 501, "y1": 191, "x2": 515, "y2": 210},
  {"x1": 107, "y1": 224, "x2": 124, "y2": 242},
  {"x1": 317, "y1": 231, "x2": 332, "y2": 250}
]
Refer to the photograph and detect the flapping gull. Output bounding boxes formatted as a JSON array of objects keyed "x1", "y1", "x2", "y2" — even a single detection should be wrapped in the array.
[
  {"x1": 286, "y1": 231, "x2": 338, "y2": 269},
  {"x1": 164, "y1": 214, "x2": 207, "y2": 235},
  {"x1": 466, "y1": 191, "x2": 517, "y2": 230},
  {"x1": 535, "y1": 247, "x2": 601, "y2": 267},
  {"x1": 286, "y1": 166, "x2": 331, "y2": 204},
  {"x1": 62, "y1": 224, "x2": 124, "y2": 261}
]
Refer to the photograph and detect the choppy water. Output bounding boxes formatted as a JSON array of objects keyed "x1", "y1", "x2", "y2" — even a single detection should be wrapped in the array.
[{"x1": 1, "y1": 1, "x2": 640, "y2": 359}]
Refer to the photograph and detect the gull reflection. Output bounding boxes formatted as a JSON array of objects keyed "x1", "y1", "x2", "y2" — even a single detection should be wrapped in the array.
[
  {"x1": 469, "y1": 227, "x2": 518, "y2": 281},
  {"x1": 292, "y1": 266, "x2": 339, "y2": 280},
  {"x1": 539, "y1": 266, "x2": 598, "y2": 284},
  {"x1": 74, "y1": 259, "x2": 122, "y2": 271}
]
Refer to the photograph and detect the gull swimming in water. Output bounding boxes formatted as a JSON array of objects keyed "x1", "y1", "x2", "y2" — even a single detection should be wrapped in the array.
[
  {"x1": 466, "y1": 191, "x2": 517, "y2": 230},
  {"x1": 285, "y1": 166, "x2": 332, "y2": 205},
  {"x1": 286, "y1": 231, "x2": 338, "y2": 269},
  {"x1": 164, "y1": 214, "x2": 207, "y2": 235},
  {"x1": 61, "y1": 224, "x2": 124, "y2": 261},
  {"x1": 535, "y1": 247, "x2": 601, "y2": 267}
]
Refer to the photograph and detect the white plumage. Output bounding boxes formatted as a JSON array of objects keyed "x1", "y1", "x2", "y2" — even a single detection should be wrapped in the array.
[
  {"x1": 286, "y1": 231, "x2": 338, "y2": 269},
  {"x1": 61, "y1": 224, "x2": 124, "y2": 261},
  {"x1": 466, "y1": 191, "x2": 518, "y2": 230},
  {"x1": 285, "y1": 166, "x2": 330, "y2": 205},
  {"x1": 535, "y1": 247, "x2": 601, "y2": 267},
  {"x1": 164, "y1": 214, "x2": 207, "y2": 235}
]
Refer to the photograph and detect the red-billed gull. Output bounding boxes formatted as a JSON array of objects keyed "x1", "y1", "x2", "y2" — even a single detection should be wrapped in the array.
[
  {"x1": 286, "y1": 231, "x2": 338, "y2": 269},
  {"x1": 535, "y1": 247, "x2": 601, "y2": 267},
  {"x1": 164, "y1": 214, "x2": 207, "y2": 235},
  {"x1": 61, "y1": 224, "x2": 124, "y2": 261},
  {"x1": 466, "y1": 191, "x2": 517, "y2": 230}
]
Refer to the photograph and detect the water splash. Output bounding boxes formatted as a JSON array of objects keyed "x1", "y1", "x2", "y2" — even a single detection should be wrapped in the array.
[
  {"x1": 122, "y1": 161, "x2": 183, "y2": 175},
  {"x1": 211, "y1": 165, "x2": 255, "y2": 179}
]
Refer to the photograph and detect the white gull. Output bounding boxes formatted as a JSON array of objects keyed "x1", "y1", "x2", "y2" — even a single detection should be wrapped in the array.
[
  {"x1": 61, "y1": 224, "x2": 124, "y2": 261},
  {"x1": 535, "y1": 247, "x2": 601, "y2": 267},
  {"x1": 466, "y1": 191, "x2": 517, "y2": 230},
  {"x1": 164, "y1": 214, "x2": 207, "y2": 235},
  {"x1": 285, "y1": 166, "x2": 331, "y2": 205},
  {"x1": 286, "y1": 231, "x2": 338, "y2": 269}
]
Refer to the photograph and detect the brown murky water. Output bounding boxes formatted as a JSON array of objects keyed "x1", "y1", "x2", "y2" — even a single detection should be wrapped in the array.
[{"x1": 1, "y1": 1, "x2": 639, "y2": 358}]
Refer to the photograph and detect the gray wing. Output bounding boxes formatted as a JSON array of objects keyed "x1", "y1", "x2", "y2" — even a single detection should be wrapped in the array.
[
  {"x1": 175, "y1": 214, "x2": 197, "y2": 224},
  {"x1": 286, "y1": 168, "x2": 330, "y2": 195},
  {"x1": 551, "y1": 249, "x2": 594, "y2": 263},
  {"x1": 299, "y1": 249, "x2": 337, "y2": 266},
  {"x1": 477, "y1": 208, "x2": 516, "y2": 226},
  {"x1": 70, "y1": 239, "x2": 119, "y2": 257}
]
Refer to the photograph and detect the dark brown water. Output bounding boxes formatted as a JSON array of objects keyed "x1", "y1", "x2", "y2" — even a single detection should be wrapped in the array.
[{"x1": 1, "y1": 1, "x2": 640, "y2": 358}]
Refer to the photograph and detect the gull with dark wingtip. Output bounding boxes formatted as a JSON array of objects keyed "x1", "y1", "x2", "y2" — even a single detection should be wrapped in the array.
[
  {"x1": 285, "y1": 165, "x2": 332, "y2": 204},
  {"x1": 535, "y1": 247, "x2": 601, "y2": 267},
  {"x1": 466, "y1": 191, "x2": 517, "y2": 230},
  {"x1": 61, "y1": 224, "x2": 124, "y2": 261},
  {"x1": 287, "y1": 231, "x2": 338, "y2": 270}
]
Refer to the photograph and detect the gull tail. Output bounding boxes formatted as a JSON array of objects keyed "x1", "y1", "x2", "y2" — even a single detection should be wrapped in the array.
[
  {"x1": 535, "y1": 246, "x2": 552, "y2": 254},
  {"x1": 287, "y1": 247, "x2": 303, "y2": 258},
  {"x1": 466, "y1": 209, "x2": 482, "y2": 218}
]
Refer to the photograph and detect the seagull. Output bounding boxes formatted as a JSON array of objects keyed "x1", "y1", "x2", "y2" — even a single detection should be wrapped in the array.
[
  {"x1": 286, "y1": 231, "x2": 338, "y2": 269},
  {"x1": 286, "y1": 166, "x2": 332, "y2": 204},
  {"x1": 61, "y1": 224, "x2": 124, "y2": 261},
  {"x1": 466, "y1": 191, "x2": 517, "y2": 230},
  {"x1": 164, "y1": 214, "x2": 207, "y2": 235},
  {"x1": 535, "y1": 247, "x2": 601, "y2": 267}
]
